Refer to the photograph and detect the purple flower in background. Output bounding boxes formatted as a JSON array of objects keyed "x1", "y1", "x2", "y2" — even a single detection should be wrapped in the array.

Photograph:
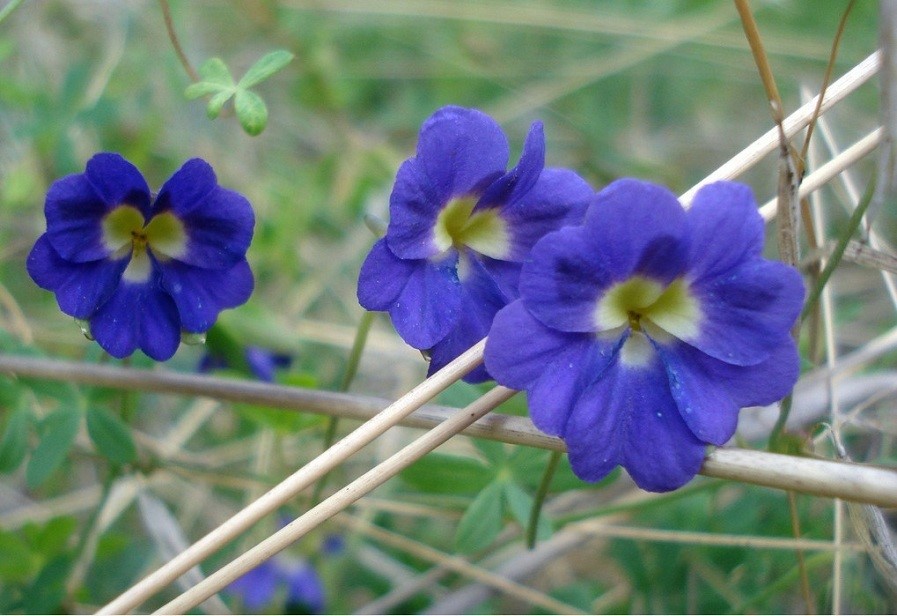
[
  {"x1": 199, "y1": 346, "x2": 292, "y2": 382},
  {"x1": 357, "y1": 106, "x2": 591, "y2": 382},
  {"x1": 226, "y1": 558, "x2": 325, "y2": 614},
  {"x1": 27, "y1": 153, "x2": 254, "y2": 361},
  {"x1": 485, "y1": 179, "x2": 804, "y2": 491}
]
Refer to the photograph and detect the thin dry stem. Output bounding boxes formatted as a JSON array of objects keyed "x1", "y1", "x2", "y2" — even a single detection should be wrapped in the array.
[
  {"x1": 153, "y1": 386, "x2": 517, "y2": 614},
  {"x1": 97, "y1": 339, "x2": 487, "y2": 615}
]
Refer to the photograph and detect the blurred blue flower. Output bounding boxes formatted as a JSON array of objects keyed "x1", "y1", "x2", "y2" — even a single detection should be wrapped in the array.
[
  {"x1": 485, "y1": 179, "x2": 804, "y2": 491},
  {"x1": 226, "y1": 558, "x2": 325, "y2": 614},
  {"x1": 357, "y1": 106, "x2": 591, "y2": 382},
  {"x1": 199, "y1": 346, "x2": 292, "y2": 382},
  {"x1": 27, "y1": 153, "x2": 254, "y2": 361}
]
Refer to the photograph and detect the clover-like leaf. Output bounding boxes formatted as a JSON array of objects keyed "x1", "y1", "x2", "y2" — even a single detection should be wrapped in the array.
[
  {"x1": 237, "y1": 49, "x2": 294, "y2": 89},
  {"x1": 235, "y1": 88, "x2": 268, "y2": 136},
  {"x1": 185, "y1": 80, "x2": 226, "y2": 100},
  {"x1": 455, "y1": 481, "x2": 503, "y2": 553}
]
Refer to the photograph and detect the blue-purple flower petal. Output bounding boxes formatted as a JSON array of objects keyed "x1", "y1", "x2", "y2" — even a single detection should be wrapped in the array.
[
  {"x1": 90, "y1": 275, "x2": 181, "y2": 361},
  {"x1": 159, "y1": 258, "x2": 254, "y2": 333},
  {"x1": 27, "y1": 235, "x2": 128, "y2": 319},
  {"x1": 227, "y1": 560, "x2": 279, "y2": 611},
  {"x1": 564, "y1": 343, "x2": 707, "y2": 491},
  {"x1": 426, "y1": 252, "x2": 509, "y2": 382},
  {"x1": 284, "y1": 563, "x2": 325, "y2": 613},
  {"x1": 687, "y1": 259, "x2": 804, "y2": 365},
  {"x1": 386, "y1": 107, "x2": 509, "y2": 260},
  {"x1": 500, "y1": 167, "x2": 592, "y2": 262},
  {"x1": 386, "y1": 253, "x2": 462, "y2": 350},
  {"x1": 475, "y1": 121, "x2": 545, "y2": 211},
  {"x1": 357, "y1": 239, "x2": 412, "y2": 311},
  {"x1": 85, "y1": 152, "x2": 153, "y2": 217},
  {"x1": 686, "y1": 181, "x2": 764, "y2": 282},
  {"x1": 155, "y1": 159, "x2": 255, "y2": 269},
  {"x1": 486, "y1": 300, "x2": 617, "y2": 435}
]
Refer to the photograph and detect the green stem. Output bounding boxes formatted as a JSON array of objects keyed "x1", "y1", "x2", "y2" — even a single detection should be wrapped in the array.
[
  {"x1": 800, "y1": 176, "x2": 875, "y2": 323},
  {"x1": 310, "y1": 311, "x2": 375, "y2": 504},
  {"x1": 526, "y1": 451, "x2": 561, "y2": 549}
]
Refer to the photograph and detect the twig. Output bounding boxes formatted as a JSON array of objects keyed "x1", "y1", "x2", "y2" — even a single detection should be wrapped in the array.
[
  {"x1": 95, "y1": 339, "x2": 487, "y2": 615},
  {"x1": 153, "y1": 386, "x2": 518, "y2": 614},
  {"x1": 157, "y1": 0, "x2": 199, "y2": 82},
  {"x1": 681, "y1": 50, "x2": 881, "y2": 205}
]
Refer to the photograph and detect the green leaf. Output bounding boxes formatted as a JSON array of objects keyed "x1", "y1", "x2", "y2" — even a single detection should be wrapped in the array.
[
  {"x1": 206, "y1": 89, "x2": 234, "y2": 119},
  {"x1": 23, "y1": 554, "x2": 72, "y2": 615},
  {"x1": 455, "y1": 481, "x2": 503, "y2": 553},
  {"x1": 26, "y1": 516, "x2": 78, "y2": 560},
  {"x1": 400, "y1": 453, "x2": 492, "y2": 495},
  {"x1": 197, "y1": 57, "x2": 234, "y2": 87},
  {"x1": 26, "y1": 407, "x2": 81, "y2": 489},
  {"x1": 234, "y1": 89, "x2": 268, "y2": 136},
  {"x1": 204, "y1": 322, "x2": 251, "y2": 375},
  {"x1": 0, "y1": 532, "x2": 38, "y2": 583},
  {"x1": 503, "y1": 480, "x2": 552, "y2": 541},
  {"x1": 237, "y1": 49, "x2": 294, "y2": 89},
  {"x1": 0, "y1": 406, "x2": 31, "y2": 473},
  {"x1": 184, "y1": 80, "x2": 226, "y2": 100},
  {"x1": 473, "y1": 439, "x2": 506, "y2": 467},
  {"x1": 86, "y1": 407, "x2": 136, "y2": 465}
]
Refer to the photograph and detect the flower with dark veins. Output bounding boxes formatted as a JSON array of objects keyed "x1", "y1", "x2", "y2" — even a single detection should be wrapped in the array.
[
  {"x1": 357, "y1": 106, "x2": 591, "y2": 382},
  {"x1": 485, "y1": 179, "x2": 805, "y2": 491},
  {"x1": 27, "y1": 153, "x2": 254, "y2": 361}
]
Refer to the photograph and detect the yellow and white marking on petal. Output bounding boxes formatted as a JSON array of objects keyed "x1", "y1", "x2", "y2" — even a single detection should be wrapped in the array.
[
  {"x1": 594, "y1": 275, "x2": 701, "y2": 340},
  {"x1": 102, "y1": 205, "x2": 189, "y2": 283},
  {"x1": 433, "y1": 196, "x2": 509, "y2": 259}
]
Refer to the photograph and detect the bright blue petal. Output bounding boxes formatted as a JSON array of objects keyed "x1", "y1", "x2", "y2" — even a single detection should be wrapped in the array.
[
  {"x1": 474, "y1": 120, "x2": 545, "y2": 211},
  {"x1": 46, "y1": 155, "x2": 151, "y2": 263},
  {"x1": 500, "y1": 167, "x2": 592, "y2": 261},
  {"x1": 427, "y1": 252, "x2": 509, "y2": 383},
  {"x1": 688, "y1": 258, "x2": 804, "y2": 365},
  {"x1": 415, "y1": 106, "x2": 509, "y2": 202},
  {"x1": 159, "y1": 257, "x2": 253, "y2": 333},
  {"x1": 84, "y1": 152, "x2": 153, "y2": 217},
  {"x1": 245, "y1": 347, "x2": 291, "y2": 382},
  {"x1": 519, "y1": 224, "x2": 613, "y2": 333},
  {"x1": 154, "y1": 159, "x2": 254, "y2": 269},
  {"x1": 90, "y1": 273, "x2": 181, "y2": 361},
  {"x1": 387, "y1": 107, "x2": 508, "y2": 260},
  {"x1": 656, "y1": 337, "x2": 799, "y2": 445},
  {"x1": 357, "y1": 239, "x2": 411, "y2": 311},
  {"x1": 477, "y1": 256, "x2": 521, "y2": 301},
  {"x1": 583, "y1": 178, "x2": 689, "y2": 283},
  {"x1": 486, "y1": 300, "x2": 619, "y2": 435},
  {"x1": 686, "y1": 182, "x2": 764, "y2": 282},
  {"x1": 386, "y1": 253, "x2": 462, "y2": 350},
  {"x1": 27, "y1": 235, "x2": 127, "y2": 319},
  {"x1": 564, "y1": 336, "x2": 707, "y2": 491},
  {"x1": 520, "y1": 179, "x2": 689, "y2": 333}
]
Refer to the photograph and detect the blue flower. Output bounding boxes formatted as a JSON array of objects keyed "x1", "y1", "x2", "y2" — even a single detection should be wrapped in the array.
[
  {"x1": 27, "y1": 153, "x2": 254, "y2": 361},
  {"x1": 199, "y1": 346, "x2": 292, "y2": 382},
  {"x1": 226, "y1": 558, "x2": 325, "y2": 614},
  {"x1": 484, "y1": 179, "x2": 805, "y2": 491},
  {"x1": 357, "y1": 106, "x2": 591, "y2": 382}
]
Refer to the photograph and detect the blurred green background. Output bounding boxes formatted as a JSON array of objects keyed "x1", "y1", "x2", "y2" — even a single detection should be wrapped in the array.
[{"x1": 0, "y1": 0, "x2": 892, "y2": 613}]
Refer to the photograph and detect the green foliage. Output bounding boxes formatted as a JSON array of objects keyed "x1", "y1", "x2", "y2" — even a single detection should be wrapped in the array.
[
  {"x1": 185, "y1": 50, "x2": 294, "y2": 135},
  {"x1": 26, "y1": 406, "x2": 81, "y2": 489},
  {"x1": 86, "y1": 406, "x2": 137, "y2": 465},
  {"x1": 0, "y1": 405, "x2": 31, "y2": 472}
]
